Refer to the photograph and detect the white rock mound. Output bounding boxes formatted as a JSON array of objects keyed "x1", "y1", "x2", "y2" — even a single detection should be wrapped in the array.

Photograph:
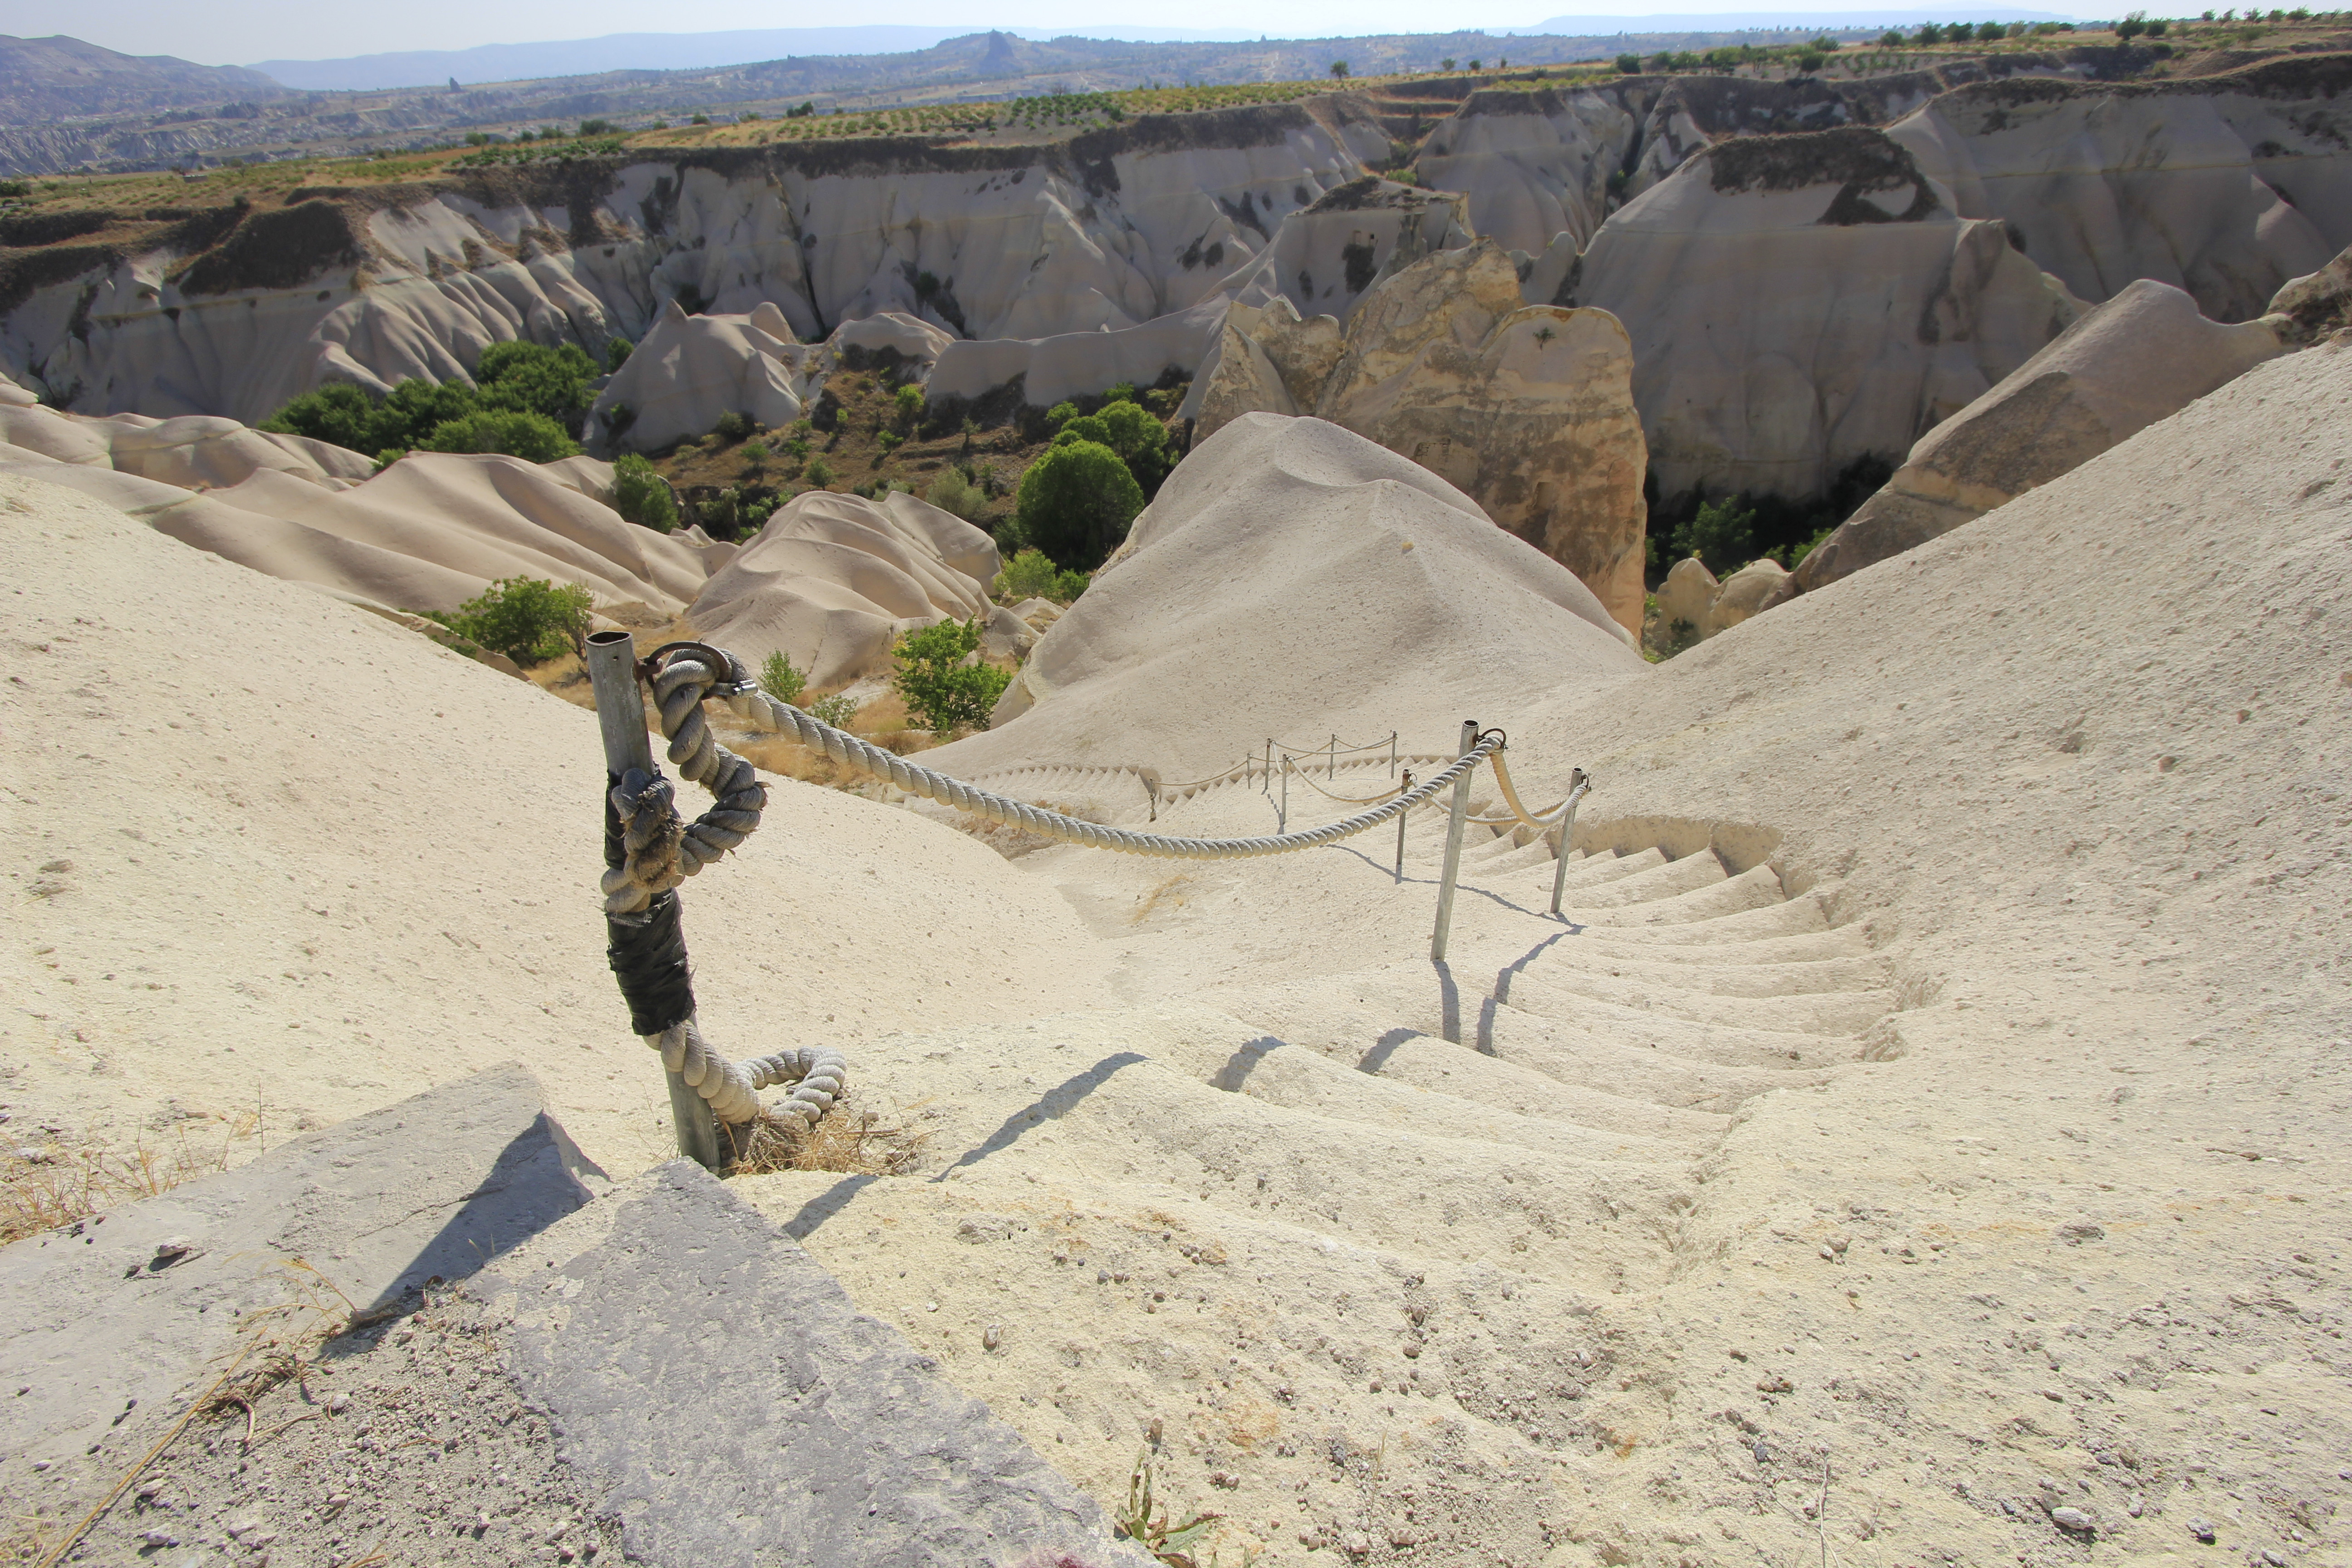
[
  {"x1": 685, "y1": 490, "x2": 1002, "y2": 692},
  {"x1": 1185, "y1": 242, "x2": 1650, "y2": 636},
  {"x1": 934, "y1": 413, "x2": 1645, "y2": 782}
]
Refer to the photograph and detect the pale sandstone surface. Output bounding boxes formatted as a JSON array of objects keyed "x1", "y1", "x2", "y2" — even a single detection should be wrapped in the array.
[
  {"x1": 0, "y1": 398, "x2": 997, "y2": 688},
  {"x1": 684, "y1": 488, "x2": 1002, "y2": 691},
  {"x1": 1188, "y1": 245, "x2": 1649, "y2": 636},
  {"x1": 0, "y1": 484, "x2": 1116, "y2": 1176},
  {"x1": 1569, "y1": 125, "x2": 2084, "y2": 504},
  {"x1": 3, "y1": 333, "x2": 2347, "y2": 1568},
  {"x1": 1794, "y1": 276, "x2": 2290, "y2": 595},
  {"x1": 749, "y1": 339, "x2": 2352, "y2": 1567}
]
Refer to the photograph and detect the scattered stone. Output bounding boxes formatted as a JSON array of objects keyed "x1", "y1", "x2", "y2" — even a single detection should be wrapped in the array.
[
  {"x1": 2189, "y1": 1517, "x2": 2217, "y2": 1544},
  {"x1": 2050, "y1": 1505, "x2": 2095, "y2": 1534}
]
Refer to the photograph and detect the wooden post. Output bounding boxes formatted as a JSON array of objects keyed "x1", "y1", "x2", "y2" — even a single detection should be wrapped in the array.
[
  {"x1": 587, "y1": 631, "x2": 721, "y2": 1170},
  {"x1": 1394, "y1": 769, "x2": 1413, "y2": 882},
  {"x1": 1430, "y1": 720, "x2": 1478, "y2": 965},
  {"x1": 1548, "y1": 769, "x2": 1591, "y2": 919}
]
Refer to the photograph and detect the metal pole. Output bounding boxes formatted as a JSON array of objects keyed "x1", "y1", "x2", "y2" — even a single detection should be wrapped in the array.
[
  {"x1": 1278, "y1": 757, "x2": 1289, "y2": 834},
  {"x1": 1430, "y1": 720, "x2": 1478, "y2": 963},
  {"x1": 1394, "y1": 769, "x2": 1412, "y2": 882},
  {"x1": 1389, "y1": 732, "x2": 1397, "y2": 779},
  {"x1": 587, "y1": 631, "x2": 722, "y2": 1170},
  {"x1": 1327, "y1": 735, "x2": 1336, "y2": 779},
  {"x1": 1263, "y1": 740, "x2": 1272, "y2": 794},
  {"x1": 1548, "y1": 769, "x2": 1589, "y2": 919}
]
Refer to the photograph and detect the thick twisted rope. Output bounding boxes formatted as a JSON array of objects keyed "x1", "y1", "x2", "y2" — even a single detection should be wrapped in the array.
[
  {"x1": 649, "y1": 1021, "x2": 846, "y2": 1127},
  {"x1": 699, "y1": 654, "x2": 1501, "y2": 859}
]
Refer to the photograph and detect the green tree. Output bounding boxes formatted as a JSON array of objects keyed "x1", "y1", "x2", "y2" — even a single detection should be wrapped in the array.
[
  {"x1": 1329, "y1": 60, "x2": 1351, "y2": 78},
  {"x1": 1044, "y1": 400, "x2": 1081, "y2": 431},
  {"x1": 1014, "y1": 440, "x2": 1146, "y2": 571},
  {"x1": 1615, "y1": 52, "x2": 1642, "y2": 71},
  {"x1": 1671, "y1": 496, "x2": 1758, "y2": 576},
  {"x1": 1058, "y1": 400, "x2": 1171, "y2": 492},
  {"x1": 892, "y1": 383, "x2": 925, "y2": 431},
  {"x1": 924, "y1": 467, "x2": 988, "y2": 521},
  {"x1": 891, "y1": 617, "x2": 1012, "y2": 734},
  {"x1": 759, "y1": 649, "x2": 808, "y2": 706},
  {"x1": 418, "y1": 409, "x2": 580, "y2": 463},
  {"x1": 434, "y1": 577, "x2": 594, "y2": 664},
  {"x1": 258, "y1": 382, "x2": 378, "y2": 450},
  {"x1": 611, "y1": 452, "x2": 678, "y2": 532},
  {"x1": 605, "y1": 337, "x2": 634, "y2": 372},
  {"x1": 993, "y1": 547, "x2": 1090, "y2": 604},
  {"x1": 475, "y1": 341, "x2": 598, "y2": 437}
]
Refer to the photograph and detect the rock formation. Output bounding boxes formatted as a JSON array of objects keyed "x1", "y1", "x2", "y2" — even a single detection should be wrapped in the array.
[
  {"x1": 1185, "y1": 242, "x2": 1649, "y2": 636},
  {"x1": 685, "y1": 489, "x2": 1001, "y2": 691},
  {"x1": 1656, "y1": 553, "x2": 1791, "y2": 643},
  {"x1": 2268, "y1": 242, "x2": 2352, "y2": 346},
  {"x1": 0, "y1": 396, "x2": 995, "y2": 688},
  {"x1": 1886, "y1": 58, "x2": 2352, "y2": 323},
  {"x1": 1788, "y1": 277, "x2": 2289, "y2": 597},
  {"x1": 1566, "y1": 125, "x2": 2082, "y2": 505}
]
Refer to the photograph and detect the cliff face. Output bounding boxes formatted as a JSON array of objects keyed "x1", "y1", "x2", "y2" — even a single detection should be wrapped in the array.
[
  {"x1": 1565, "y1": 126, "x2": 2084, "y2": 503},
  {"x1": 1887, "y1": 56, "x2": 2352, "y2": 322},
  {"x1": 1, "y1": 101, "x2": 1391, "y2": 422}
]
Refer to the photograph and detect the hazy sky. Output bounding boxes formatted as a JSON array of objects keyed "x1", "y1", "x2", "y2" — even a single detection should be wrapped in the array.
[{"x1": 3, "y1": 0, "x2": 2068, "y2": 67}]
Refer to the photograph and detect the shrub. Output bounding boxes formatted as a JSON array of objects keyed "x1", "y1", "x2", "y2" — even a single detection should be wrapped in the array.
[
  {"x1": 892, "y1": 383, "x2": 924, "y2": 430},
  {"x1": 875, "y1": 431, "x2": 903, "y2": 454},
  {"x1": 1044, "y1": 400, "x2": 1080, "y2": 431},
  {"x1": 891, "y1": 617, "x2": 1012, "y2": 734},
  {"x1": 418, "y1": 409, "x2": 580, "y2": 463},
  {"x1": 805, "y1": 456, "x2": 833, "y2": 488},
  {"x1": 1014, "y1": 439, "x2": 1146, "y2": 571},
  {"x1": 1793, "y1": 49, "x2": 1827, "y2": 71},
  {"x1": 259, "y1": 381, "x2": 378, "y2": 450},
  {"x1": 925, "y1": 467, "x2": 988, "y2": 521},
  {"x1": 992, "y1": 547, "x2": 1090, "y2": 603},
  {"x1": 714, "y1": 410, "x2": 755, "y2": 442},
  {"x1": 611, "y1": 452, "x2": 678, "y2": 532},
  {"x1": 759, "y1": 649, "x2": 808, "y2": 706},
  {"x1": 808, "y1": 692, "x2": 860, "y2": 729},
  {"x1": 605, "y1": 337, "x2": 633, "y2": 372},
  {"x1": 475, "y1": 341, "x2": 599, "y2": 437},
  {"x1": 1672, "y1": 496, "x2": 1757, "y2": 575},
  {"x1": 1615, "y1": 52, "x2": 1642, "y2": 71},
  {"x1": 743, "y1": 440, "x2": 770, "y2": 468},
  {"x1": 434, "y1": 577, "x2": 594, "y2": 664}
]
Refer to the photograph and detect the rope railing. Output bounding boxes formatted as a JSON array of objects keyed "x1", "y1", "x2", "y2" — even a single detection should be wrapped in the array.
[{"x1": 584, "y1": 633, "x2": 1591, "y2": 1164}]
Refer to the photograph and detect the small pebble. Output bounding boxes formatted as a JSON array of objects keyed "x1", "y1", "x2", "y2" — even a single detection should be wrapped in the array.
[
  {"x1": 2050, "y1": 1505, "x2": 2094, "y2": 1534},
  {"x1": 2188, "y1": 1517, "x2": 2216, "y2": 1544},
  {"x1": 981, "y1": 1324, "x2": 1002, "y2": 1351},
  {"x1": 326, "y1": 1392, "x2": 350, "y2": 1414},
  {"x1": 142, "y1": 1529, "x2": 178, "y2": 1548}
]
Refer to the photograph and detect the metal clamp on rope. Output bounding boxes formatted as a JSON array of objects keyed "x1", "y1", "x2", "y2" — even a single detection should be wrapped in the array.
[{"x1": 640, "y1": 640, "x2": 757, "y2": 698}]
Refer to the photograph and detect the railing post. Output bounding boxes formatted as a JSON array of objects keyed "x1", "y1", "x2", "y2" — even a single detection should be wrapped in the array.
[
  {"x1": 1278, "y1": 756, "x2": 1289, "y2": 833},
  {"x1": 1327, "y1": 734, "x2": 1337, "y2": 779},
  {"x1": 1389, "y1": 732, "x2": 1397, "y2": 779},
  {"x1": 587, "y1": 630, "x2": 722, "y2": 1170},
  {"x1": 1263, "y1": 739, "x2": 1272, "y2": 794},
  {"x1": 1430, "y1": 720, "x2": 1477, "y2": 964},
  {"x1": 1394, "y1": 769, "x2": 1412, "y2": 882},
  {"x1": 1548, "y1": 769, "x2": 1589, "y2": 919}
]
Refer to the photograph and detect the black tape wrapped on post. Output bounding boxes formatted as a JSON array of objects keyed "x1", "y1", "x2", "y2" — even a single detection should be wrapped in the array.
[{"x1": 604, "y1": 774, "x2": 696, "y2": 1036}]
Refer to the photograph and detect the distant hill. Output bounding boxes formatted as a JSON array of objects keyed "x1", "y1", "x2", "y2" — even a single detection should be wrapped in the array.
[
  {"x1": 248, "y1": 26, "x2": 1277, "y2": 92},
  {"x1": 1519, "y1": 6, "x2": 2080, "y2": 30},
  {"x1": 0, "y1": 34, "x2": 284, "y2": 125}
]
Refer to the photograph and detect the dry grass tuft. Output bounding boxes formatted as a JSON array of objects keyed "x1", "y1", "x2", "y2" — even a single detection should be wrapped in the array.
[
  {"x1": 1130, "y1": 873, "x2": 1196, "y2": 925},
  {"x1": 721, "y1": 1099, "x2": 931, "y2": 1178},
  {"x1": 0, "y1": 1109, "x2": 270, "y2": 1245}
]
